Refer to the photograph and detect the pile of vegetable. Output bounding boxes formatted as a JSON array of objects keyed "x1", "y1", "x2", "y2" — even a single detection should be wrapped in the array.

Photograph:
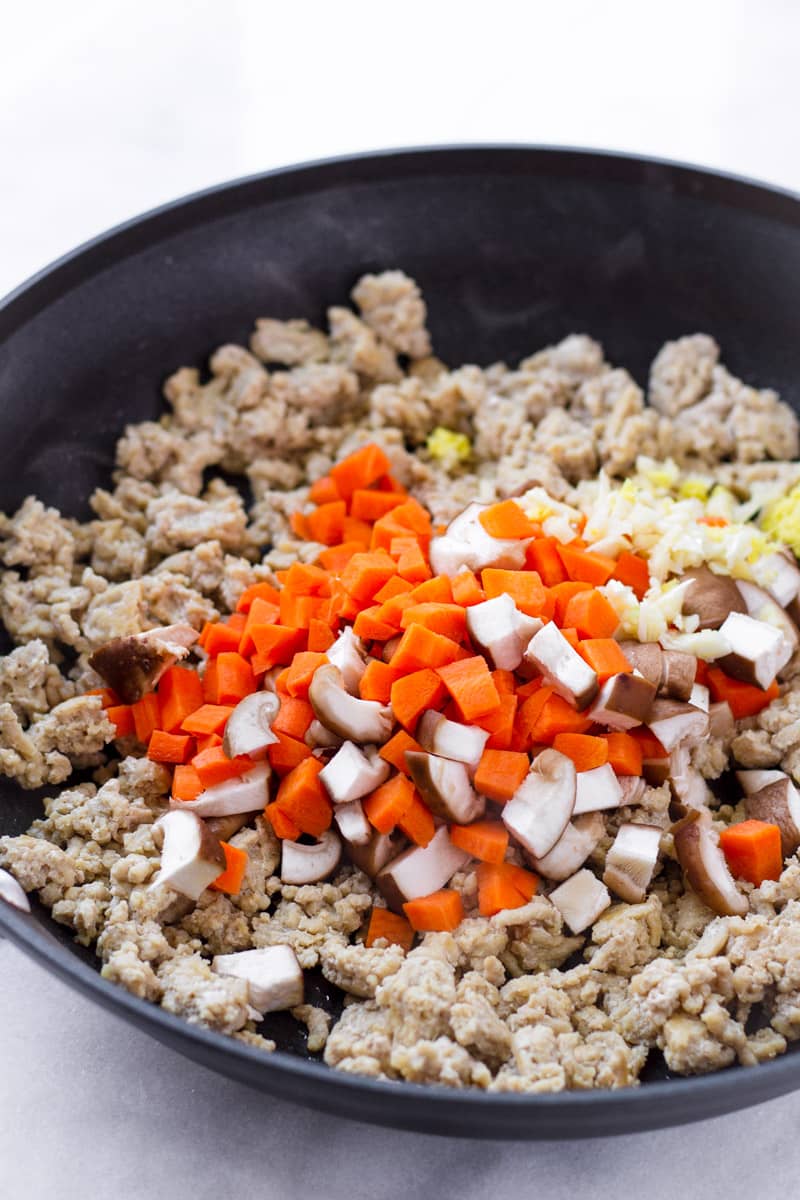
[{"x1": 86, "y1": 443, "x2": 800, "y2": 972}]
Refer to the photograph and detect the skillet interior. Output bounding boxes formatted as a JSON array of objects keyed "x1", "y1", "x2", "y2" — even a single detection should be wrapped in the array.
[{"x1": 1, "y1": 146, "x2": 800, "y2": 1137}]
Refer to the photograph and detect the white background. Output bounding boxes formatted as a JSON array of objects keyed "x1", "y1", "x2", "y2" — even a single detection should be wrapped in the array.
[{"x1": 2, "y1": 2, "x2": 800, "y2": 1196}]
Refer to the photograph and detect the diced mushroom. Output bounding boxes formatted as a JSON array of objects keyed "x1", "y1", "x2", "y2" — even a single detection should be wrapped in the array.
[
  {"x1": 376, "y1": 826, "x2": 470, "y2": 912},
  {"x1": 222, "y1": 692, "x2": 280, "y2": 759},
  {"x1": 88, "y1": 623, "x2": 199, "y2": 704},
  {"x1": 346, "y1": 829, "x2": 406, "y2": 879},
  {"x1": 689, "y1": 683, "x2": 710, "y2": 712},
  {"x1": 304, "y1": 719, "x2": 344, "y2": 750},
  {"x1": 177, "y1": 762, "x2": 270, "y2": 817},
  {"x1": 754, "y1": 550, "x2": 800, "y2": 608},
  {"x1": 668, "y1": 743, "x2": 712, "y2": 813},
  {"x1": 205, "y1": 813, "x2": 252, "y2": 842},
  {"x1": 527, "y1": 812, "x2": 605, "y2": 881},
  {"x1": 319, "y1": 741, "x2": 390, "y2": 804},
  {"x1": 213, "y1": 945, "x2": 303, "y2": 1013},
  {"x1": 744, "y1": 778, "x2": 800, "y2": 858},
  {"x1": 524, "y1": 622, "x2": 598, "y2": 710},
  {"x1": 0, "y1": 867, "x2": 31, "y2": 912},
  {"x1": 708, "y1": 700, "x2": 735, "y2": 740},
  {"x1": 465, "y1": 593, "x2": 542, "y2": 671},
  {"x1": 681, "y1": 566, "x2": 746, "y2": 631},
  {"x1": 260, "y1": 666, "x2": 285, "y2": 694},
  {"x1": 736, "y1": 580, "x2": 799, "y2": 666},
  {"x1": 152, "y1": 809, "x2": 225, "y2": 900},
  {"x1": 736, "y1": 768, "x2": 789, "y2": 795},
  {"x1": 603, "y1": 823, "x2": 662, "y2": 902},
  {"x1": 406, "y1": 751, "x2": 485, "y2": 823},
  {"x1": 659, "y1": 651, "x2": 697, "y2": 702},
  {"x1": 280, "y1": 830, "x2": 342, "y2": 884},
  {"x1": 717, "y1": 612, "x2": 792, "y2": 689},
  {"x1": 572, "y1": 764, "x2": 624, "y2": 815},
  {"x1": 672, "y1": 809, "x2": 748, "y2": 916},
  {"x1": 548, "y1": 868, "x2": 611, "y2": 934},
  {"x1": 326, "y1": 627, "x2": 368, "y2": 695},
  {"x1": 618, "y1": 641, "x2": 663, "y2": 688},
  {"x1": 647, "y1": 698, "x2": 708, "y2": 752},
  {"x1": 415, "y1": 711, "x2": 489, "y2": 771},
  {"x1": 619, "y1": 775, "x2": 647, "y2": 806},
  {"x1": 589, "y1": 672, "x2": 656, "y2": 730},
  {"x1": 382, "y1": 636, "x2": 402, "y2": 664},
  {"x1": 334, "y1": 798, "x2": 372, "y2": 845},
  {"x1": 502, "y1": 749, "x2": 576, "y2": 858},
  {"x1": 309, "y1": 663, "x2": 394, "y2": 744},
  {"x1": 429, "y1": 503, "x2": 531, "y2": 578}
]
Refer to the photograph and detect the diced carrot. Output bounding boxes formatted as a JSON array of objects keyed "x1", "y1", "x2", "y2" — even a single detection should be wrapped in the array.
[
  {"x1": 132, "y1": 693, "x2": 162, "y2": 744},
  {"x1": 330, "y1": 443, "x2": 392, "y2": 499},
  {"x1": 340, "y1": 551, "x2": 397, "y2": 604},
  {"x1": 474, "y1": 748, "x2": 529, "y2": 803},
  {"x1": 390, "y1": 624, "x2": 463, "y2": 673},
  {"x1": 695, "y1": 659, "x2": 711, "y2": 687},
  {"x1": 363, "y1": 773, "x2": 417, "y2": 833},
  {"x1": 396, "y1": 542, "x2": 431, "y2": 583},
  {"x1": 306, "y1": 500, "x2": 347, "y2": 546},
  {"x1": 215, "y1": 652, "x2": 256, "y2": 705},
  {"x1": 209, "y1": 842, "x2": 249, "y2": 894},
  {"x1": 481, "y1": 568, "x2": 551, "y2": 618},
  {"x1": 375, "y1": 472, "x2": 407, "y2": 494},
  {"x1": 516, "y1": 677, "x2": 545, "y2": 701},
  {"x1": 491, "y1": 669, "x2": 516, "y2": 695},
  {"x1": 267, "y1": 730, "x2": 313, "y2": 775},
  {"x1": 557, "y1": 544, "x2": 617, "y2": 587},
  {"x1": 250, "y1": 625, "x2": 306, "y2": 674},
  {"x1": 391, "y1": 668, "x2": 447, "y2": 731},
  {"x1": 308, "y1": 618, "x2": 336, "y2": 653},
  {"x1": 374, "y1": 575, "x2": 414, "y2": 603},
  {"x1": 475, "y1": 692, "x2": 518, "y2": 750},
  {"x1": 719, "y1": 819, "x2": 783, "y2": 886},
  {"x1": 283, "y1": 651, "x2": 328, "y2": 700},
  {"x1": 274, "y1": 757, "x2": 332, "y2": 837},
  {"x1": 106, "y1": 704, "x2": 135, "y2": 738},
  {"x1": 159, "y1": 665, "x2": 203, "y2": 735},
  {"x1": 192, "y1": 746, "x2": 253, "y2": 788},
  {"x1": 147, "y1": 730, "x2": 195, "y2": 764},
  {"x1": 707, "y1": 668, "x2": 779, "y2": 719},
  {"x1": 451, "y1": 569, "x2": 485, "y2": 607},
  {"x1": 196, "y1": 732, "x2": 223, "y2": 753},
  {"x1": 278, "y1": 592, "x2": 319, "y2": 629},
  {"x1": 265, "y1": 800, "x2": 301, "y2": 841},
  {"x1": 477, "y1": 862, "x2": 538, "y2": 917},
  {"x1": 514, "y1": 685, "x2": 553, "y2": 749},
  {"x1": 172, "y1": 763, "x2": 203, "y2": 802},
  {"x1": 528, "y1": 692, "x2": 593, "y2": 742},
  {"x1": 450, "y1": 820, "x2": 509, "y2": 863},
  {"x1": 437, "y1": 656, "x2": 501, "y2": 721},
  {"x1": 563, "y1": 590, "x2": 620, "y2": 639},
  {"x1": 365, "y1": 907, "x2": 415, "y2": 951},
  {"x1": 478, "y1": 499, "x2": 538, "y2": 539},
  {"x1": 577, "y1": 638, "x2": 632, "y2": 681},
  {"x1": 550, "y1": 580, "x2": 592, "y2": 625},
  {"x1": 526, "y1": 537, "x2": 568, "y2": 586},
  {"x1": 350, "y1": 489, "x2": 405, "y2": 521},
  {"x1": 612, "y1": 552, "x2": 650, "y2": 600},
  {"x1": 397, "y1": 793, "x2": 435, "y2": 847},
  {"x1": 318, "y1": 542, "x2": 364, "y2": 572},
  {"x1": 359, "y1": 659, "x2": 403, "y2": 704},
  {"x1": 403, "y1": 889, "x2": 464, "y2": 932},
  {"x1": 203, "y1": 621, "x2": 245, "y2": 657},
  {"x1": 342, "y1": 516, "x2": 374, "y2": 548},
  {"x1": 239, "y1": 596, "x2": 282, "y2": 656},
  {"x1": 270, "y1": 696, "x2": 313, "y2": 743},
  {"x1": 181, "y1": 704, "x2": 235, "y2": 736},
  {"x1": 399, "y1": 602, "x2": 467, "y2": 643},
  {"x1": 371, "y1": 514, "x2": 413, "y2": 553},
  {"x1": 552, "y1": 732, "x2": 609, "y2": 771},
  {"x1": 235, "y1": 581, "x2": 281, "y2": 614},
  {"x1": 603, "y1": 731, "x2": 643, "y2": 776},
  {"x1": 379, "y1": 729, "x2": 423, "y2": 775},
  {"x1": 290, "y1": 511, "x2": 309, "y2": 539},
  {"x1": 410, "y1": 575, "x2": 452, "y2": 604},
  {"x1": 202, "y1": 659, "x2": 218, "y2": 704},
  {"x1": 560, "y1": 627, "x2": 580, "y2": 650},
  {"x1": 630, "y1": 728, "x2": 668, "y2": 759},
  {"x1": 309, "y1": 474, "x2": 342, "y2": 505},
  {"x1": 353, "y1": 606, "x2": 399, "y2": 641},
  {"x1": 374, "y1": 592, "x2": 416, "y2": 631},
  {"x1": 392, "y1": 498, "x2": 432, "y2": 539}
]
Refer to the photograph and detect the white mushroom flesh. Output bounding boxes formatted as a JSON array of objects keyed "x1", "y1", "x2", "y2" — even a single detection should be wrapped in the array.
[
  {"x1": 647, "y1": 699, "x2": 709, "y2": 752},
  {"x1": 222, "y1": 691, "x2": 279, "y2": 759},
  {"x1": 0, "y1": 868, "x2": 31, "y2": 912},
  {"x1": 429, "y1": 502, "x2": 530, "y2": 578},
  {"x1": 213, "y1": 945, "x2": 303, "y2": 1013},
  {"x1": 603, "y1": 823, "x2": 662, "y2": 902},
  {"x1": 523, "y1": 622, "x2": 598, "y2": 710},
  {"x1": 376, "y1": 825, "x2": 470, "y2": 910},
  {"x1": 465, "y1": 593, "x2": 541, "y2": 671},
  {"x1": 688, "y1": 683, "x2": 710, "y2": 713},
  {"x1": 527, "y1": 812, "x2": 605, "y2": 881},
  {"x1": 572, "y1": 764, "x2": 624, "y2": 815},
  {"x1": 176, "y1": 762, "x2": 271, "y2": 817},
  {"x1": 334, "y1": 798, "x2": 372, "y2": 845},
  {"x1": 153, "y1": 809, "x2": 225, "y2": 900},
  {"x1": 672, "y1": 810, "x2": 748, "y2": 917},
  {"x1": 319, "y1": 740, "x2": 390, "y2": 804},
  {"x1": 717, "y1": 611, "x2": 792, "y2": 690},
  {"x1": 589, "y1": 672, "x2": 656, "y2": 730},
  {"x1": 405, "y1": 751, "x2": 485, "y2": 823},
  {"x1": 415, "y1": 710, "x2": 489, "y2": 771},
  {"x1": 753, "y1": 551, "x2": 800, "y2": 608},
  {"x1": 326, "y1": 627, "x2": 368, "y2": 695},
  {"x1": 280, "y1": 830, "x2": 342, "y2": 884},
  {"x1": 502, "y1": 748, "x2": 576, "y2": 859},
  {"x1": 548, "y1": 868, "x2": 611, "y2": 934},
  {"x1": 736, "y1": 768, "x2": 789, "y2": 795},
  {"x1": 309, "y1": 663, "x2": 394, "y2": 744},
  {"x1": 744, "y1": 778, "x2": 800, "y2": 858}
]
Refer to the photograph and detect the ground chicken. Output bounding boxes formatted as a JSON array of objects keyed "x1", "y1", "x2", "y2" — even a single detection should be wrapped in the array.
[{"x1": 250, "y1": 318, "x2": 329, "y2": 366}]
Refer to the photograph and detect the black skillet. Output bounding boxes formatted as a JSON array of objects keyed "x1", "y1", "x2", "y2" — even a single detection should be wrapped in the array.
[{"x1": 1, "y1": 147, "x2": 799, "y2": 1138}]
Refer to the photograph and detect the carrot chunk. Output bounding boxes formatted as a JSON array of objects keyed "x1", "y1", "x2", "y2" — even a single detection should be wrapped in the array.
[
  {"x1": 307, "y1": 618, "x2": 336, "y2": 653},
  {"x1": 552, "y1": 732, "x2": 609, "y2": 771},
  {"x1": 562, "y1": 590, "x2": 620, "y2": 639},
  {"x1": 330, "y1": 443, "x2": 392, "y2": 499},
  {"x1": 389, "y1": 624, "x2": 463, "y2": 673},
  {"x1": 272, "y1": 695, "x2": 314, "y2": 740},
  {"x1": 264, "y1": 801, "x2": 301, "y2": 841},
  {"x1": 410, "y1": 575, "x2": 452, "y2": 604},
  {"x1": 397, "y1": 793, "x2": 435, "y2": 847},
  {"x1": 350, "y1": 489, "x2": 405, "y2": 521},
  {"x1": 481, "y1": 568, "x2": 551, "y2": 618},
  {"x1": 474, "y1": 692, "x2": 518, "y2": 751},
  {"x1": 390, "y1": 669, "x2": 447, "y2": 732},
  {"x1": 396, "y1": 541, "x2": 432, "y2": 583},
  {"x1": 250, "y1": 625, "x2": 307, "y2": 674},
  {"x1": 235, "y1": 581, "x2": 281, "y2": 614},
  {"x1": 603, "y1": 731, "x2": 643, "y2": 776},
  {"x1": 450, "y1": 569, "x2": 485, "y2": 607},
  {"x1": 181, "y1": 704, "x2": 235, "y2": 736},
  {"x1": 132, "y1": 693, "x2": 162, "y2": 744},
  {"x1": 239, "y1": 597, "x2": 282, "y2": 656},
  {"x1": 274, "y1": 757, "x2": 332, "y2": 837},
  {"x1": 359, "y1": 659, "x2": 403, "y2": 704},
  {"x1": 172, "y1": 763, "x2": 204, "y2": 802},
  {"x1": 476, "y1": 862, "x2": 538, "y2": 916},
  {"x1": 478, "y1": 499, "x2": 538, "y2": 539},
  {"x1": 576, "y1": 638, "x2": 632, "y2": 681},
  {"x1": 557, "y1": 544, "x2": 617, "y2": 586},
  {"x1": 106, "y1": 704, "x2": 135, "y2": 738},
  {"x1": 353, "y1": 606, "x2": 399, "y2": 641},
  {"x1": 719, "y1": 819, "x2": 783, "y2": 886},
  {"x1": 474, "y1": 748, "x2": 530, "y2": 802},
  {"x1": 449, "y1": 820, "x2": 509, "y2": 863},
  {"x1": 148, "y1": 730, "x2": 194, "y2": 764},
  {"x1": 158, "y1": 665, "x2": 203, "y2": 735},
  {"x1": 611, "y1": 551, "x2": 650, "y2": 600},
  {"x1": 363, "y1": 774, "x2": 417, "y2": 833},
  {"x1": 309, "y1": 475, "x2": 342, "y2": 505},
  {"x1": 306, "y1": 500, "x2": 347, "y2": 546},
  {"x1": 378, "y1": 729, "x2": 423, "y2": 775},
  {"x1": 192, "y1": 746, "x2": 253, "y2": 787},
  {"x1": 365, "y1": 907, "x2": 415, "y2": 951},
  {"x1": 403, "y1": 889, "x2": 465, "y2": 932},
  {"x1": 437, "y1": 656, "x2": 500, "y2": 721},
  {"x1": 203, "y1": 622, "x2": 245, "y2": 657},
  {"x1": 209, "y1": 842, "x2": 249, "y2": 894},
  {"x1": 550, "y1": 581, "x2": 592, "y2": 625},
  {"x1": 318, "y1": 542, "x2": 364, "y2": 572},
  {"x1": 399, "y1": 602, "x2": 467, "y2": 642},
  {"x1": 284, "y1": 651, "x2": 329, "y2": 700},
  {"x1": 707, "y1": 668, "x2": 780, "y2": 719},
  {"x1": 528, "y1": 692, "x2": 592, "y2": 742},
  {"x1": 526, "y1": 537, "x2": 568, "y2": 586},
  {"x1": 267, "y1": 730, "x2": 313, "y2": 775}
]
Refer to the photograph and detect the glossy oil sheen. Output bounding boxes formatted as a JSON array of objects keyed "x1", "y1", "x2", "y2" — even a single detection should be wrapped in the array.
[{"x1": 1, "y1": 147, "x2": 799, "y2": 1138}]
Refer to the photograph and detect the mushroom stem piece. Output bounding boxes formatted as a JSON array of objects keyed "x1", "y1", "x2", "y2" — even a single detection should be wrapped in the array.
[
  {"x1": 524, "y1": 622, "x2": 598, "y2": 710},
  {"x1": 672, "y1": 809, "x2": 748, "y2": 916},
  {"x1": 572, "y1": 764, "x2": 624, "y2": 815},
  {"x1": 465, "y1": 593, "x2": 542, "y2": 672},
  {"x1": 153, "y1": 809, "x2": 225, "y2": 900},
  {"x1": 319, "y1": 741, "x2": 390, "y2": 804},
  {"x1": 527, "y1": 812, "x2": 605, "y2": 882},
  {"x1": 222, "y1": 692, "x2": 279, "y2": 759},
  {"x1": 213, "y1": 945, "x2": 303, "y2": 1013},
  {"x1": 309, "y1": 663, "x2": 393, "y2": 744},
  {"x1": 502, "y1": 749, "x2": 576, "y2": 859},
  {"x1": 280, "y1": 830, "x2": 342, "y2": 884},
  {"x1": 176, "y1": 763, "x2": 271, "y2": 817},
  {"x1": 376, "y1": 826, "x2": 469, "y2": 912},
  {"x1": 603, "y1": 823, "x2": 662, "y2": 902},
  {"x1": 415, "y1": 710, "x2": 489, "y2": 771},
  {"x1": 548, "y1": 869, "x2": 611, "y2": 934}
]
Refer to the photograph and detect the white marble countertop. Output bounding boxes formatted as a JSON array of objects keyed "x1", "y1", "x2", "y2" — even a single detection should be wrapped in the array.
[{"x1": 3, "y1": 2, "x2": 800, "y2": 1194}]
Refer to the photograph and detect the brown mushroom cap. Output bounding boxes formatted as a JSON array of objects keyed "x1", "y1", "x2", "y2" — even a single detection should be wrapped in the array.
[
  {"x1": 672, "y1": 809, "x2": 748, "y2": 916},
  {"x1": 618, "y1": 641, "x2": 663, "y2": 688},
  {"x1": 89, "y1": 637, "x2": 166, "y2": 705},
  {"x1": 590, "y1": 672, "x2": 656, "y2": 730},
  {"x1": 346, "y1": 829, "x2": 406, "y2": 879},
  {"x1": 659, "y1": 651, "x2": 697, "y2": 701},
  {"x1": 744, "y1": 779, "x2": 800, "y2": 858},
  {"x1": 681, "y1": 566, "x2": 746, "y2": 631}
]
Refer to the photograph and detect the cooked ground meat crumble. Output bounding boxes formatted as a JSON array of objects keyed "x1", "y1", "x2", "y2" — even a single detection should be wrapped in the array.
[{"x1": 3, "y1": 268, "x2": 800, "y2": 1092}]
